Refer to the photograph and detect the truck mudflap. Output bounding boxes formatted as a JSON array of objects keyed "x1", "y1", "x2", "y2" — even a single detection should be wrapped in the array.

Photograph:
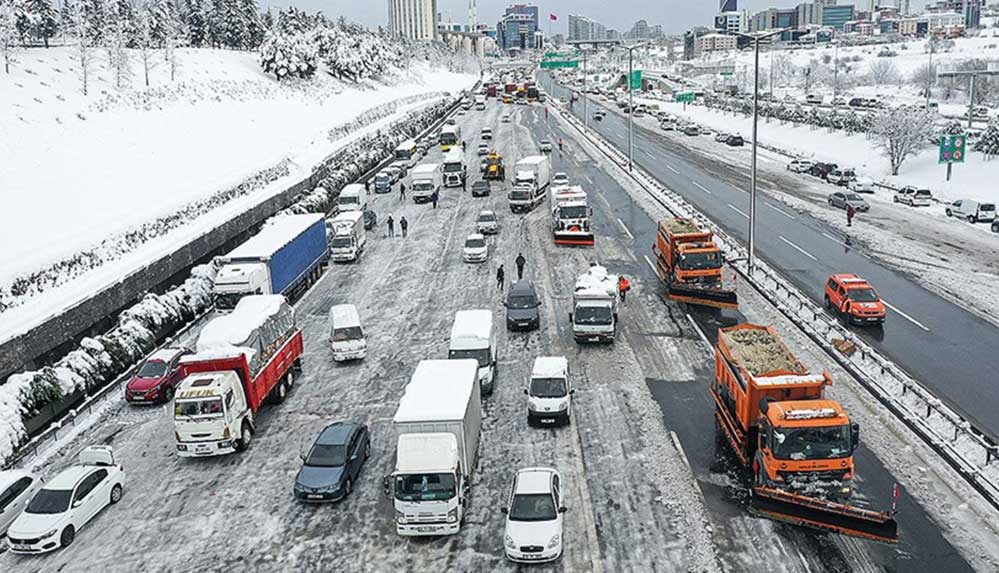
[
  {"x1": 666, "y1": 282, "x2": 739, "y2": 310},
  {"x1": 554, "y1": 231, "x2": 595, "y2": 246},
  {"x1": 750, "y1": 486, "x2": 899, "y2": 544}
]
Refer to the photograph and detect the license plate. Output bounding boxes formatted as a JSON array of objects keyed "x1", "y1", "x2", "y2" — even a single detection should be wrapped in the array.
[
  {"x1": 541, "y1": 418, "x2": 555, "y2": 424},
  {"x1": 11, "y1": 544, "x2": 31, "y2": 551},
  {"x1": 308, "y1": 494, "x2": 324, "y2": 499},
  {"x1": 589, "y1": 337, "x2": 599, "y2": 342},
  {"x1": 416, "y1": 526, "x2": 438, "y2": 532},
  {"x1": 132, "y1": 395, "x2": 144, "y2": 400},
  {"x1": 195, "y1": 445, "x2": 212, "y2": 453}
]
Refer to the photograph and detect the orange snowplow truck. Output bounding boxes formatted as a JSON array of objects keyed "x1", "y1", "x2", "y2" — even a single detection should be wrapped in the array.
[
  {"x1": 653, "y1": 218, "x2": 738, "y2": 309},
  {"x1": 712, "y1": 324, "x2": 898, "y2": 543}
]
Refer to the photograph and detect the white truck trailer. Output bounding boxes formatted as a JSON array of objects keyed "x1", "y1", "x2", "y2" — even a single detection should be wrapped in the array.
[
  {"x1": 569, "y1": 265, "x2": 619, "y2": 344},
  {"x1": 509, "y1": 155, "x2": 551, "y2": 213},
  {"x1": 411, "y1": 162, "x2": 442, "y2": 203},
  {"x1": 328, "y1": 211, "x2": 366, "y2": 262},
  {"x1": 387, "y1": 359, "x2": 481, "y2": 537}
]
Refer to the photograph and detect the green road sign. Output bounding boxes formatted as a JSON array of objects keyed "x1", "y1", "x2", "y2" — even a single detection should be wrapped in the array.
[
  {"x1": 675, "y1": 91, "x2": 695, "y2": 103},
  {"x1": 719, "y1": 70, "x2": 733, "y2": 76},
  {"x1": 540, "y1": 60, "x2": 579, "y2": 69},
  {"x1": 938, "y1": 134, "x2": 966, "y2": 164},
  {"x1": 629, "y1": 70, "x2": 643, "y2": 90}
]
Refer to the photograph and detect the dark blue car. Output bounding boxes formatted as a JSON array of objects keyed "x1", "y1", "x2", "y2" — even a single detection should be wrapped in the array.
[{"x1": 294, "y1": 422, "x2": 370, "y2": 503}]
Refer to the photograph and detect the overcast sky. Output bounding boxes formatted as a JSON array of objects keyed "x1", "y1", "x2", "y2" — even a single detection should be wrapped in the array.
[{"x1": 261, "y1": 1, "x2": 928, "y2": 35}]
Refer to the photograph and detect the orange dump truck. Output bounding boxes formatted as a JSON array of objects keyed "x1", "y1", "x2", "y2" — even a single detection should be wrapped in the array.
[
  {"x1": 712, "y1": 323, "x2": 898, "y2": 543},
  {"x1": 653, "y1": 218, "x2": 737, "y2": 309}
]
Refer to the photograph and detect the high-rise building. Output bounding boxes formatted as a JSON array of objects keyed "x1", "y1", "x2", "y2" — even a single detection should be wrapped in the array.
[
  {"x1": 720, "y1": 0, "x2": 738, "y2": 11},
  {"x1": 496, "y1": 4, "x2": 540, "y2": 52},
  {"x1": 627, "y1": 19, "x2": 652, "y2": 39},
  {"x1": 821, "y1": 4, "x2": 855, "y2": 30},
  {"x1": 568, "y1": 14, "x2": 608, "y2": 42},
  {"x1": 715, "y1": 10, "x2": 749, "y2": 34},
  {"x1": 387, "y1": 0, "x2": 439, "y2": 41}
]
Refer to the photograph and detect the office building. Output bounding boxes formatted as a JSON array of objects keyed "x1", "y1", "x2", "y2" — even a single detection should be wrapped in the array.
[
  {"x1": 715, "y1": 10, "x2": 749, "y2": 34},
  {"x1": 387, "y1": 0, "x2": 439, "y2": 41},
  {"x1": 821, "y1": 4, "x2": 856, "y2": 30},
  {"x1": 496, "y1": 4, "x2": 540, "y2": 52},
  {"x1": 628, "y1": 19, "x2": 652, "y2": 39},
  {"x1": 568, "y1": 14, "x2": 607, "y2": 42},
  {"x1": 695, "y1": 33, "x2": 738, "y2": 56}
]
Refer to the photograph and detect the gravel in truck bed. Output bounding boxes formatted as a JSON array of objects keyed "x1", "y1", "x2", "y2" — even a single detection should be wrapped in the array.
[
  {"x1": 720, "y1": 327, "x2": 805, "y2": 376},
  {"x1": 660, "y1": 218, "x2": 702, "y2": 235}
]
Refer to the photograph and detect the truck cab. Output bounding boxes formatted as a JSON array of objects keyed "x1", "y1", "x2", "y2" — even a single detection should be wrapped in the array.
[
  {"x1": 448, "y1": 310, "x2": 497, "y2": 394},
  {"x1": 570, "y1": 266, "x2": 618, "y2": 343},
  {"x1": 442, "y1": 150, "x2": 466, "y2": 188},
  {"x1": 329, "y1": 211, "x2": 365, "y2": 262},
  {"x1": 338, "y1": 183, "x2": 367, "y2": 212},
  {"x1": 174, "y1": 370, "x2": 248, "y2": 457},
  {"x1": 551, "y1": 186, "x2": 593, "y2": 246},
  {"x1": 213, "y1": 263, "x2": 269, "y2": 312},
  {"x1": 390, "y1": 433, "x2": 467, "y2": 536},
  {"x1": 329, "y1": 303, "x2": 366, "y2": 361}
]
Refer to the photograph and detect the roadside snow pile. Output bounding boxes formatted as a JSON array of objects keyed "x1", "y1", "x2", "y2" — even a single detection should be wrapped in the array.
[{"x1": 0, "y1": 263, "x2": 217, "y2": 466}]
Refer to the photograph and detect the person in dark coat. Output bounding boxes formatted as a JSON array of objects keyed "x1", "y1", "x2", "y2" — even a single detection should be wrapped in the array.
[
  {"x1": 496, "y1": 265, "x2": 505, "y2": 289},
  {"x1": 400, "y1": 216, "x2": 408, "y2": 237},
  {"x1": 387, "y1": 216, "x2": 395, "y2": 237},
  {"x1": 846, "y1": 202, "x2": 856, "y2": 227},
  {"x1": 400, "y1": 183, "x2": 406, "y2": 202},
  {"x1": 515, "y1": 253, "x2": 526, "y2": 280},
  {"x1": 431, "y1": 190, "x2": 439, "y2": 209}
]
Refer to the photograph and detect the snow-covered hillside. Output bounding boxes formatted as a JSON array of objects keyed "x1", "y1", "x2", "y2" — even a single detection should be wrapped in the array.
[{"x1": 0, "y1": 46, "x2": 475, "y2": 342}]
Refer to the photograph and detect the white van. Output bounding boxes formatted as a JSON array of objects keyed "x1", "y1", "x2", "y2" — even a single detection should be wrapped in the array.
[
  {"x1": 448, "y1": 310, "x2": 497, "y2": 394},
  {"x1": 947, "y1": 199, "x2": 996, "y2": 223},
  {"x1": 526, "y1": 357, "x2": 573, "y2": 426},
  {"x1": 329, "y1": 304, "x2": 366, "y2": 361}
]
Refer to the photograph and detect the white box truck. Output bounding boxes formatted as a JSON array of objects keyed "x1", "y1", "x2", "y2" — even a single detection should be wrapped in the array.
[
  {"x1": 411, "y1": 162, "x2": 442, "y2": 203},
  {"x1": 328, "y1": 211, "x2": 366, "y2": 262},
  {"x1": 509, "y1": 155, "x2": 551, "y2": 213},
  {"x1": 387, "y1": 359, "x2": 481, "y2": 537},
  {"x1": 570, "y1": 265, "x2": 619, "y2": 343},
  {"x1": 448, "y1": 310, "x2": 497, "y2": 395},
  {"x1": 442, "y1": 149, "x2": 467, "y2": 188},
  {"x1": 550, "y1": 185, "x2": 594, "y2": 246},
  {"x1": 338, "y1": 183, "x2": 367, "y2": 212}
]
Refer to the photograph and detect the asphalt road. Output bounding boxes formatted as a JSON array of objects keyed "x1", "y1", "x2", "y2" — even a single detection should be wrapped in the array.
[
  {"x1": 543, "y1": 76, "x2": 999, "y2": 444},
  {"x1": 519, "y1": 101, "x2": 973, "y2": 572}
]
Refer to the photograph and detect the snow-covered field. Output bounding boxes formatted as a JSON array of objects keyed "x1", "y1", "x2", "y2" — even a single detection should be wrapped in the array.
[{"x1": 0, "y1": 46, "x2": 475, "y2": 343}]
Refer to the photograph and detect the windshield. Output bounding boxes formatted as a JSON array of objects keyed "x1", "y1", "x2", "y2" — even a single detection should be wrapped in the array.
[
  {"x1": 678, "y1": 251, "x2": 722, "y2": 271},
  {"x1": 340, "y1": 196, "x2": 357, "y2": 205},
  {"x1": 559, "y1": 205, "x2": 588, "y2": 219},
  {"x1": 305, "y1": 443, "x2": 346, "y2": 467},
  {"x1": 509, "y1": 493, "x2": 557, "y2": 522},
  {"x1": 845, "y1": 193, "x2": 863, "y2": 202},
  {"x1": 331, "y1": 237, "x2": 353, "y2": 248},
  {"x1": 395, "y1": 149, "x2": 413, "y2": 160},
  {"x1": 444, "y1": 162, "x2": 463, "y2": 173},
  {"x1": 575, "y1": 305, "x2": 612, "y2": 325},
  {"x1": 25, "y1": 489, "x2": 72, "y2": 514},
  {"x1": 843, "y1": 170, "x2": 855, "y2": 177},
  {"x1": 465, "y1": 238, "x2": 485, "y2": 249},
  {"x1": 214, "y1": 292, "x2": 243, "y2": 311},
  {"x1": 772, "y1": 425, "x2": 852, "y2": 461},
  {"x1": 846, "y1": 288, "x2": 878, "y2": 302},
  {"x1": 478, "y1": 214, "x2": 496, "y2": 223},
  {"x1": 449, "y1": 348, "x2": 491, "y2": 367},
  {"x1": 375, "y1": 174, "x2": 390, "y2": 184},
  {"x1": 530, "y1": 377, "x2": 567, "y2": 398},
  {"x1": 137, "y1": 360, "x2": 168, "y2": 378},
  {"x1": 413, "y1": 181, "x2": 433, "y2": 192},
  {"x1": 175, "y1": 397, "x2": 223, "y2": 418},
  {"x1": 915, "y1": 189, "x2": 932, "y2": 197},
  {"x1": 441, "y1": 133, "x2": 459, "y2": 145},
  {"x1": 332, "y1": 326, "x2": 363, "y2": 342},
  {"x1": 395, "y1": 473, "x2": 456, "y2": 502},
  {"x1": 508, "y1": 295, "x2": 537, "y2": 309}
]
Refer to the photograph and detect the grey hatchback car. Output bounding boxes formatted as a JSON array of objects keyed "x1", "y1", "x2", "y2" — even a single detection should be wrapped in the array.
[
  {"x1": 294, "y1": 421, "x2": 370, "y2": 503},
  {"x1": 828, "y1": 191, "x2": 869, "y2": 212},
  {"x1": 505, "y1": 280, "x2": 541, "y2": 331}
]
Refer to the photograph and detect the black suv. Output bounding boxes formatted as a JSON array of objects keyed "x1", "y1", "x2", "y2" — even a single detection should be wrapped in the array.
[
  {"x1": 505, "y1": 280, "x2": 541, "y2": 331},
  {"x1": 472, "y1": 180, "x2": 491, "y2": 197},
  {"x1": 808, "y1": 162, "x2": 838, "y2": 180}
]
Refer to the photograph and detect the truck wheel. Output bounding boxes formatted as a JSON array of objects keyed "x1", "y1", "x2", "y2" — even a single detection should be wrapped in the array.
[
  {"x1": 969, "y1": 215, "x2": 977, "y2": 223},
  {"x1": 235, "y1": 423, "x2": 253, "y2": 452},
  {"x1": 946, "y1": 208, "x2": 952, "y2": 216},
  {"x1": 286, "y1": 369, "x2": 296, "y2": 388},
  {"x1": 824, "y1": 295, "x2": 831, "y2": 310},
  {"x1": 293, "y1": 358, "x2": 303, "y2": 374},
  {"x1": 275, "y1": 380, "x2": 288, "y2": 403}
]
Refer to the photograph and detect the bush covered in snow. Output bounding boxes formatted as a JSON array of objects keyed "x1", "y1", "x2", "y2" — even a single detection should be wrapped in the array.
[
  {"x1": 258, "y1": 30, "x2": 316, "y2": 80},
  {"x1": 975, "y1": 117, "x2": 999, "y2": 159},
  {"x1": 0, "y1": 262, "x2": 217, "y2": 465}
]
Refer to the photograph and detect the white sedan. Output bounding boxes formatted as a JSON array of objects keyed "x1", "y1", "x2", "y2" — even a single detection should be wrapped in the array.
[
  {"x1": 462, "y1": 233, "x2": 488, "y2": 263},
  {"x1": 6, "y1": 446, "x2": 124, "y2": 554},
  {"x1": 502, "y1": 467, "x2": 566, "y2": 563},
  {"x1": 0, "y1": 469, "x2": 41, "y2": 538}
]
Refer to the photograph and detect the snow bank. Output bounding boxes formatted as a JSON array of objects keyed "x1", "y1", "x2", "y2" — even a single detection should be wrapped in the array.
[{"x1": 0, "y1": 263, "x2": 218, "y2": 466}]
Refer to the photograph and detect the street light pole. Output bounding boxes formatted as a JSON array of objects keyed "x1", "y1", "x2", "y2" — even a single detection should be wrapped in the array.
[
  {"x1": 583, "y1": 49, "x2": 588, "y2": 133},
  {"x1": 621, "y1": 42, "x2": 649, "y2": 171}
]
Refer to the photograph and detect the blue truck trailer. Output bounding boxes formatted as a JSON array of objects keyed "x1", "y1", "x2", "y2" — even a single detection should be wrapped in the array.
[{"x1": 212, "y1": 214, "x2": 329, "y2": 310}]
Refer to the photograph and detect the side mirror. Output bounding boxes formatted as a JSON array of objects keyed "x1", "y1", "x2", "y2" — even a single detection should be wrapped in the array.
[
  {"x1": 299, "y1": 452, "x2": 306, "y2": 461},
  {"x1": 72, "y1": 499, "x2": 83, "y2": 508},
  {"x1": 523, "y1": 388, "x2": 528, "y2": 395},
  {"x1": 382, "y1": 476, "x2": 391, "y2": 496},
  {"x1": 568, "y1": 312, "x2": 573, "y2": 323},
  {"x1": 570, "y1": 389, "x2": 576, "y2": 394},
  {"x1": 500, "y1": 507, "x2": 508, "y2": 514},
  {"x1": 558, "y1": 506, "x2": 568, "y2": 513},
  {"x1": 851, "y1": 423, "x2": 860, "y2": 451}
]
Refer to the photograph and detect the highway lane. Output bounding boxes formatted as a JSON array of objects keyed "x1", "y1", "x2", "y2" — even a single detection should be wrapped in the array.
[
  {"x1": 521, "y1": 101, "x2": 974, "y2": 572},
  {"x1": 544, "y1": 77, "x2": 999, "y2": 443}
]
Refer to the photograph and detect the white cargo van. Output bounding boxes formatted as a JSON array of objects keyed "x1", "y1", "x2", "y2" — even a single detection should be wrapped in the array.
[
  {"x1": 328, "y1": 304, "x2": 366, "y2": 361},
  {"x1": 338, "y1": 183, "x2": 367, "y2": 212},
  {"x1": 526, "y1": 357, "x2": 573, "y2": 426},
  {"x1": 411, "y1": 163, "x2": 443, "y2": 203},
  {"x1": 448, "y1": 310, "x2": 497, "y2": 394}
]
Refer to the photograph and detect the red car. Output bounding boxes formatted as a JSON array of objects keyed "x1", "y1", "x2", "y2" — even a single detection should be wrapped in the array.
[
  {"x1": 824, "y1": 274, "x2": 887, "y2": 325},
  {"x1": 125, "y1": 347, "x2": 192, "y2": 403}
]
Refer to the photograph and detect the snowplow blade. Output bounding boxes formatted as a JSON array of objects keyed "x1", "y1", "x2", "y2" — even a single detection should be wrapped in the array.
[
  {"x1": 554, "y1": 233, "x2": 595, "y2": 247},
  {"x1": 667, "y1": 283, "x2": 739, "y2": 310},
  {"x1": 751, "y1": 486, "x2": 898, "y2": 544}
]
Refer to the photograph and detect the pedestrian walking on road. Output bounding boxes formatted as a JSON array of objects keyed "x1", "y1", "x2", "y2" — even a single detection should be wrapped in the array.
[
  {"x1": 558, "y1": 137, "x2": 564, "y2": 152},
  {"x1": 365, "y1": 179, "x2": 371, "y2": 193},
  {"x1": 462, "y1": 140, "x2": 467, "y2": 152},
  {"x1": 515, "y1": 253, "x2": 526, "y2": 280},
  {"x1": 400, "y1": 216, "x2": 408, "y2": 238},
  {"x1": 400, "y1": 183, "x2": 406, "y2": 202},
  {"x1": 387, "y1": 216, "x2": 395, "y2": 238},
  {"x1": 461, "y1": 176, "x2": 467, "y2": 193},
  {"x1": 846, "y1": 203, "x2": 856, "y2": 227},
  {"x1": 496, "y1": 265, "x2": 505, "y2": 289},
  {"x1": 431, "y1": 190, "x2": 439, "y2": 209},
  {"x1": 618, "y1": 275, "x2": 631, "y2": 303}
]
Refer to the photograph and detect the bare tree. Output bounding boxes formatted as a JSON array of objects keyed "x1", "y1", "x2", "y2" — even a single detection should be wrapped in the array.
[
  {"x1": 135, "y1": 4, "x2": 156, "y2": 86},
  {"x1": 869, "y1": 59, "x2": 899, "y2": 86},
  {"x1": 163, "y1": 5, "x2": 180, "y2": 81},
  {"x1": 911, "y1": 62, "x2": 936, "y2": 99},
  {"x1": 106, "y1": 1, "x2": 132, "y2": 89},
  {"x1": 870, "y1": 107, "x2": 936, "y2": 175},
  {"x1": 0, "y1": 0, "x2": 18, "y2": 74},
  {"x1": 71, "y1": 3, "x2": 96, "y2": 94}
]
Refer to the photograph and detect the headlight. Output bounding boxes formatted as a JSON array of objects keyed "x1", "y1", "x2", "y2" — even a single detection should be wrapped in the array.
[
  {"x1": 527, "y1": 401, "x2": 538, "y2": 412},
  {"x1": 40, "y1": 528, "x2": 58, "y2": 540},
  {"x1": 447, "y1": 507, "x2": 458, "y2": 523},
  {"x1": 558, "y1": 401, "x2": 569, "y2": 411},
  {"x1": 395, "y1": 510, "x2": 406, "y2": 524},
  {"x1": 505, "y1": 533, "x2": 517, "y2": 549},
  {"x1": 547, "y1": 533, "x2": 561, "y2": 549}
]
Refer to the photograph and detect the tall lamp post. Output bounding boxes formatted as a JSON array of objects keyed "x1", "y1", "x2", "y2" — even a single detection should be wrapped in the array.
[
  {"x1": 736, "y1": 28, "x2": 786, "y2": 274},
  {"x1": 622, "y1": 42, "x2": 649, "y2": 170}
]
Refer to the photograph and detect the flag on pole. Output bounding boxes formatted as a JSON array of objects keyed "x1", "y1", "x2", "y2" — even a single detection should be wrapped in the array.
[{"x1": 550, "y1": 13, "x2": 558, "y2": 21}]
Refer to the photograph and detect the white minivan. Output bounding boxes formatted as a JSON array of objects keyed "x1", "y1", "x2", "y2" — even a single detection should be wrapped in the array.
[
  {"x1": 526, "y1": 357, "x2": 573, "y2": 426},
  {"x1": 946, "y1": 199, "x2": 996, "y2": 223},
  {"x1": 329, "y1": 304, "x2": 367, "y2": 361},
  {"x1": 448, "y1": 310, "x2": 497, "y2": 394}
]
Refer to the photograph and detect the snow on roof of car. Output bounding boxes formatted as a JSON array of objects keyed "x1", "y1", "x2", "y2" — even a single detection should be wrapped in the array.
[
  {"x1": 515, "y1": 467, "x2": 556, "y2": 495},
  {"x1": 0, "y1": 469, "x2": 33, "y2": 492},
  {"x1": 197, "y1": 295, "x2": 286, "y2": 352},
  {"x1": 394, "y1": 360, "x2": 479, "y2": 423},
  {"x1": 532, "y1": 357, "x2": 568, "y2": 379},
  {"x1": 225, "y1": 214, "x2": 323, "y2": 259},
  {"x1": 329, "y1": 304, "x2": 360, "y2": 328},
  {"x1": 46, "y1": 465, "x2": 94, "y2": 490}
]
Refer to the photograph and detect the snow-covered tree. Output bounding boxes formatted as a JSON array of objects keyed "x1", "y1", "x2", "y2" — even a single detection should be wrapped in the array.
[
  {"x1": 974, "y1": 116, "x2": 999, "y2": 159},
  {"x1": 869, "y1": 107, "x2": 935, "y2": 175},
  {"x1": 258, "y1": 28, "x2": 315, "y2": 79},
  {"x1": 79, "y1": 0, "x2": 105, "y2": 44},
  {"x1": 0, "y1": 1, "x2": 18, "y2": 73},
  {"x1": 869, "y1": 59, "x2": 899, "y2": 86},
  {"x1": 135, "y1": 3, "x2": 156, "y2": 85},
  {"x1": 70, "y1": 2, "x2": 95, "y2": 93},
  {"x1": 911, "y1": 62, "x2": 936, "y2": 100},
  {"x1": 162, "y1": 0, "x2": 180, "y2": 79},
  {"x1": 239, "y1": 0, "x2": 261, "y2": 47},
  {"x1": 184, "y1": 0, "x2": 206, "y2": 46},
  {"x1": 105, "y1": 0, "x2": 132, "y2": 88},
  {"x1": 27, "y1": 0, "x2": 59, "y2": 47}
]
